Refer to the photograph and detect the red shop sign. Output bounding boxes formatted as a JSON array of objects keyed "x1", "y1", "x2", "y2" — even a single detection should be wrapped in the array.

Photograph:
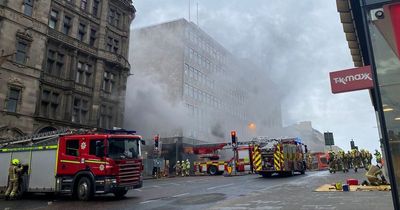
[
  {"x1": 388, "y1": 3, "x2": 400, "y2": 59},
  {"x1": 329, "y1": 65, "x2": 374, "y2": 94}
]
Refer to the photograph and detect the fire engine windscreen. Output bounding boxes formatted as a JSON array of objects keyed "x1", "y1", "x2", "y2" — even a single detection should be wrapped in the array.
[{"x1": 108, "y1": 138, "x2": 140, "y2": 159}]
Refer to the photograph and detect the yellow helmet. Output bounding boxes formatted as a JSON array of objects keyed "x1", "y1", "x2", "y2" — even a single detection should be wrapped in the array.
[{"x1": 12, "y1": 159, "x2": 20, "y2": 165}]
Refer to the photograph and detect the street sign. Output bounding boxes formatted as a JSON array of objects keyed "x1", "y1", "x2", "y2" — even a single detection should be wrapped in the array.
[
  {"x1": 329, "y1": 65, "x2": 374, "y2": 94},
  {"x1": 324, "y1": 132, "x2": 335, "y2": 146}
]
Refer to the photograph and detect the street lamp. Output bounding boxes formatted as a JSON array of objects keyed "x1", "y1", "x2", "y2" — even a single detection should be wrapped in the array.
[{"x1": 248, "y1": 122, "x2": 256, "y2": 136}]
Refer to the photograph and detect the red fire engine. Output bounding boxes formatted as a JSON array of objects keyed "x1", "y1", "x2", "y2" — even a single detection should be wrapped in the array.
[
  {"x1": 192, "y1": 143, "x2": 253, "y2": 175},
  {"x1": 0, "y1": 129, "x2": 144, "y2": 200}
]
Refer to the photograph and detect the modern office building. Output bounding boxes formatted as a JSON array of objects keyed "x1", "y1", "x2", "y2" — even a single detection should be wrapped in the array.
[
  {"x1": 0, "y1": 0, "x2": 135, "y2": 141},
  {"x1": 130, "y1": 18, "x2": 282, "y2": 142}
]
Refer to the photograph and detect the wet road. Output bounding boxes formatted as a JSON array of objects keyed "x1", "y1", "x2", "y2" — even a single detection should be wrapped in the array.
[{"x1": 0, "y1": 170, "x2": 393, "y2": 210}]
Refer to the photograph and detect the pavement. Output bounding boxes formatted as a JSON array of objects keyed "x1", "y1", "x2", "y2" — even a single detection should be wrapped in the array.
[{"x1": 0, "y1": 169, "x2": 394, "y2": 210}]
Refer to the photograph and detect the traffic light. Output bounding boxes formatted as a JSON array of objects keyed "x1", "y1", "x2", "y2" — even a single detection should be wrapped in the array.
[
  {"x1": 231, "y1": 130, "x2": 237, "y2": 145},
  {"x1": 154, "y1": 135, "x2": 159, "y2": 148}
]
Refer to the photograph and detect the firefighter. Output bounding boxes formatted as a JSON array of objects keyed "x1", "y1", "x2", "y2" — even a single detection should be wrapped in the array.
[
  {"x1": 328, "y1": 150, "x2": 336, "y2": 173},
  {"x1": 366, "y1": 150, "x2": 373, "y2": 166},
  {"x1": 174, "y1": 161, "x2": 181, "y2": 176},
  {"x1": 365, "y1": 164, "x2": 387, "y2": 186},
  {"x1": 347, "y1": 151, "x2": 353, "y2": 169},
  {"x1": 361, "y1": 149, "x2": 368, "y2": 169},
  {"x1": 306, "y1": 153, "x2": 313, "y2": 170},
  {"x1": 339, "y1": 150, "x2": 349, "y2": 173},
  {"x1": 5, "y1": 159, "x2": 24, "y2": 200},
  {"x1": 352, "y1": 149, "x2": 362, "y2": 172},
  {"x1": 185, "y1": 159, "x2": 190, "y2": 176},
  {"x1": 374, "y1": 149, "x2": 382, "y2": 165},
  {"x1": 181, "y1": 160, "x2": 187, "y2": 177}
]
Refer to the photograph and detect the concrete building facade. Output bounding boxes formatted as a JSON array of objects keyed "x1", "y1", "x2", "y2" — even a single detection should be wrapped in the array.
[
  {"x1": 0, "y1": 0, "x2": 135, "y2": 141},
  {"x1": 131, "y1": 19, "x2": 282, "y2": 142}
]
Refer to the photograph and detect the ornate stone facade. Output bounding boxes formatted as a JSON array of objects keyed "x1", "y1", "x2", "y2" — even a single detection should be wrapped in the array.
[{"x1": 0, "y1": 0, "x2": 135, "y2": 139}]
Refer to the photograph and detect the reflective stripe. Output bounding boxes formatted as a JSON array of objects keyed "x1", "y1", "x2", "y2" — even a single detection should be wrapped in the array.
[
  {"x1": 252, "y1": 145, "x2": 262, "y2": 171},
  {"x1": 60, "y1": 160, "x2": 80, "y2": 164},
  {"x1": 85, "y1": 160, "x2": 108, "y2": 164},
  {"x1": 0, "y1": 145, "x2": 57, "y2": 153},
  {"x1": 274, "y1": 144, "x2": 282, "y2": 171}
]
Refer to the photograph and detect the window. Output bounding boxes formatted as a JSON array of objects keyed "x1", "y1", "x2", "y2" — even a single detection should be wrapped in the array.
[
  {"x1": 108, "y1": 8, "x2": 121, "y2": 28},
  {"x1": 66, "y1": 139, "x2": 79, "y2": 156},
  {"x1": 99, "y1": 105, "x2": 113, "y2": 128},
  {"x1": 108, "y1": 9, "x2": 115, "y2": 25},
  {"x1": 106, "y1": 37, "x2": 112, "y2": 51},
  {"x1": 46, "y1": 49, "x2": 64, "y2": 76},
  {"x1": 106, "y1": 37, "x2": 119, "y2": 53},
  {"x1": 78, "y1": 23, "x2": 86, "y2": 42},
  {"x1": 75, "y1": 61, "x2": 92, "y2": 86},
  {"x1": 40, "y1": 90, "x2": 60, "y2": 118},
  {"x1": 80, "y1": 0, "x2": 87, "y2": 11},
  {"x1": 89, "y1": 139, "x2": 104, "y2": 155},
  {"x1": 16, "y1": 41, "x2": 28, "y2": 64},
  {"x1": 89, "y1": 29, "x2": 96, "y2": 47},
  {"x1": 113, "y1": 39, "x2": 119, "y2": 53},
  {"x1": 102, "y1": 71, "x2": 115, "y2": 93},
  {"x1": 72, "y1": 97, "x2": 89, "y2": 124},
  {"x1": 6, "y1": 88, "x2": 21, "y2": 112},
  {"x1": 24, "y1": 0, "x2": 33, "y2": 16},
  {"x1": 92, "y1": 0, "x2": 100, "y2": 17},
  {"x1": 63, "y1": 16, "x2": 71, "y2": 35},
  {"x1": 49, "y1": 10, "x2": 58, "y2": 29},
  {"x1": 115, "y1": 12, "x2": 121, "y2": 27}
]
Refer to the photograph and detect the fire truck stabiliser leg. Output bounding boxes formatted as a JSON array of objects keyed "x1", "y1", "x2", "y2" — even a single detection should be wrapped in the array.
[
  {"x1": 251, "y1": 145, "x2": 262, "y2": 172},
  {"x1": 274, "y1": 144, "x2": 283, "y2": 171}
]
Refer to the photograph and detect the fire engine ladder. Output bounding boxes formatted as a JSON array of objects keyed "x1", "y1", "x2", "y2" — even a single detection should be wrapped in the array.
[
  {"x1": 0, "y1": 128, "x2": 77, "y2": 148},
  {"x1": 222, "y1": 137, "x2": 280, "y2": 149}
]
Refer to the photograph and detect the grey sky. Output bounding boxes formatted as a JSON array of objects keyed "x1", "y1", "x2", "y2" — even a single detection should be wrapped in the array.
[{"x1": 129, "y1": 0, "x2": 380, "y2": 152}]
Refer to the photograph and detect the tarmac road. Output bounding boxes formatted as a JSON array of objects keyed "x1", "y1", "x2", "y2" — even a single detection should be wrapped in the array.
[{"x1": 0, "y1": 170, "x2": 394, "y2": 210}]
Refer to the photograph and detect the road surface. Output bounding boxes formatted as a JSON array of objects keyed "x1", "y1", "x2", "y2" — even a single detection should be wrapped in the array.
[{"x1": 0, "y1": 170, "x2": 393, "y2": 210}]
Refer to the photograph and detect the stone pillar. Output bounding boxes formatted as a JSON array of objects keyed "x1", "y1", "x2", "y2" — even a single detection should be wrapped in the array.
[{"x1": 90, "y1": 59, "x2": 105, "y2": 127}]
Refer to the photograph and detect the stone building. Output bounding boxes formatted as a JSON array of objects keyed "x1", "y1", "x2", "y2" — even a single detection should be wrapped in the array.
[
  {"x1": 0, "y1": 0, "x2": 135, "y2": 140},
  {"x1": 130, "y1": 19, "x2": 282, "y2": 142}
]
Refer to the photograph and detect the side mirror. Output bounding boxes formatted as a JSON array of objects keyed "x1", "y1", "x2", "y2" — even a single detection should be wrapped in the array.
[
  {"x1": 304, "y1": 145, "x2": 308, "y2": 153},
  {"x1": 141, "y1": 139, "x2": 146, "y2": 145},
  {"x1": 95, "y1": 141, "x2": 105, "y2": 158}
]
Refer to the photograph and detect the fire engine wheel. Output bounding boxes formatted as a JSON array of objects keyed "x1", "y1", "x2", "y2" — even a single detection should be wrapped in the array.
[
  {"x1": 114, "y1": 189, "x2": 128, "y2": 199},
  {"x1": 208, "y1": 165, "x2": 218, "y2": 176},
  {"x1": 76, "y1": 177, "x2": 93, "y2": 201}
]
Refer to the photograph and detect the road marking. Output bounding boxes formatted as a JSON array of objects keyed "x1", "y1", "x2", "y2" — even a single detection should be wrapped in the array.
[
  {"x1": 172, "y1": 192, "x2": 190, "y2": 197},
  {"x1": 134, "y1": 189, "x2": 142, "y2": 191},
  {"x1": 207, "y1": 183, "x2": 234, "y2": 190},
  {"x1": 152, "y1": 185, "x2": 161, "y2": 188},
  {"x1": 170, "y1": 183, "x2": 180, "y2": 186},
  {"x1": 140, "y1": 200, "x2": 158, "y2": 204}
]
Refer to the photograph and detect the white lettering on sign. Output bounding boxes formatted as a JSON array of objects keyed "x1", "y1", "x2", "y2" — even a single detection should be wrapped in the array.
[{"x1": 333, "y1": 73, "x2": 372, "y2": 85}]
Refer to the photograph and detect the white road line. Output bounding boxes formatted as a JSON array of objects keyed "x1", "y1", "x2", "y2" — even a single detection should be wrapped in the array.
[
  {"x1": 140, "y1": 200, "x2": 158, "y2": 204},
  {"x1": 152, "y1": 185, "x2": 161, "y2": 188},
  {"x1": 170, "y1": 183, "x2": 180, "y2": 186},
  {"x1": 172, "y1": 192, "x2": 190, "y2": 197},
  {"x1": 134, "y1": 189, "x2": 142, "y2": 191},
  {"x1": 207, "y1": 183, "x2": 234, "y2": 190}
]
